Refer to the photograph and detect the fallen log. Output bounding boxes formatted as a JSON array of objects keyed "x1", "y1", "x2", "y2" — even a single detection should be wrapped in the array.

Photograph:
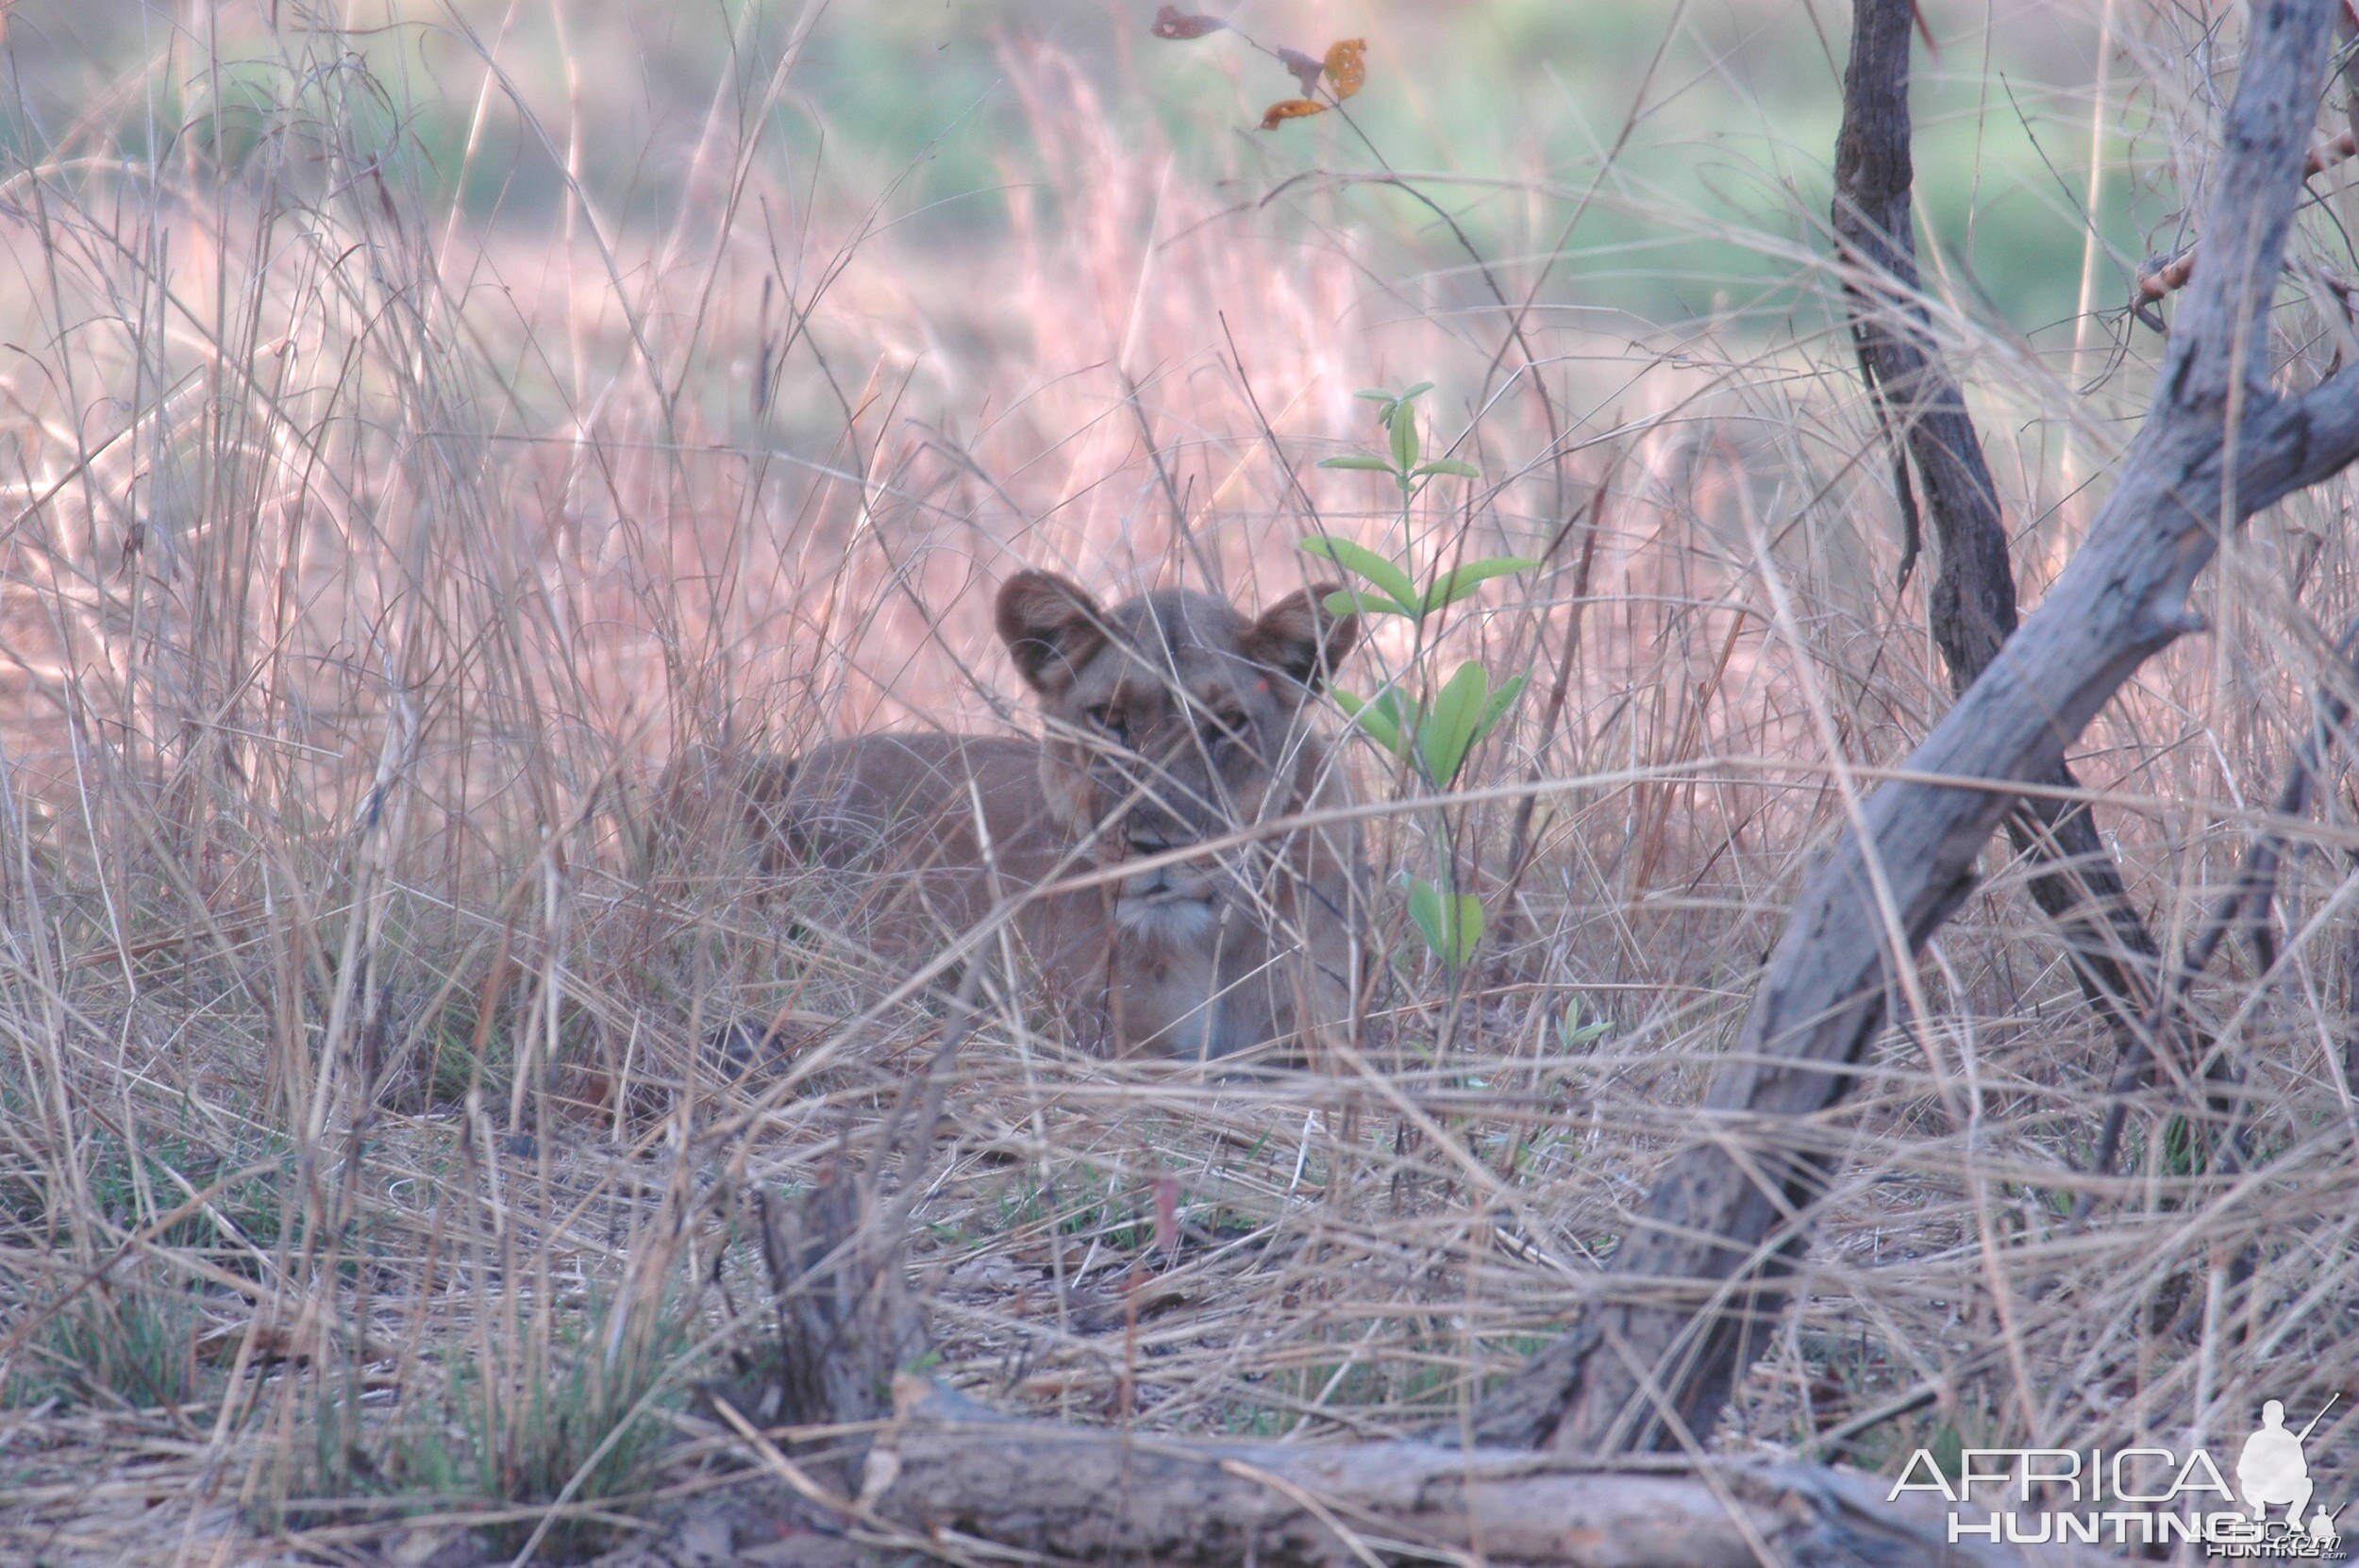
[
  {"x1": 853, "y1": 1381, "x2": 2112, "y2": 1568},
  {"x1": 684, "y1": 1134, "x2": 2102, "y2": 1568}
]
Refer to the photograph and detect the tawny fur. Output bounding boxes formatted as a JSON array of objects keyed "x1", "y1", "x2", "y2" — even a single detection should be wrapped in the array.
[{"x1": 684, "y1": 573, "x2": 1365, "y2": 1060}]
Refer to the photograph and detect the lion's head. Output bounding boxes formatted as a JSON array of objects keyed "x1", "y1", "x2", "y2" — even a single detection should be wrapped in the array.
[{"x1": 994, "y1": 572, "x2": 1360, "y2": 937}]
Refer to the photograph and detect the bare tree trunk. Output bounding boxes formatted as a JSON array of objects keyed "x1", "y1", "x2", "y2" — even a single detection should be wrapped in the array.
[
  {"x1": 1833, "y1": 0, "x2": 2167, "y2": 1034},
  {"x1": 1492, "y1": 0, "x2": 2359, "y2": 1455}
]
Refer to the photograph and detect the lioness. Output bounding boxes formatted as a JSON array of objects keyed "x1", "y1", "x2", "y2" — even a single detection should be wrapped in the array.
[{"x1": 737, "y1": 571, "x2": 1365, "y2": 1060}]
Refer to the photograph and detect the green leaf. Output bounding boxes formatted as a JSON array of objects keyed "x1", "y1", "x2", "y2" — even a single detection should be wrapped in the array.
[
  {"x1": 1414, "y1": 459, "x2": 1481, "y2": 479},
  {"x1": 1454, "y1": 894, "x2": 1486, "y2": 966},
  {"x1": 1474, "y1": 673, "x2": 1529, "y2": 748},
  {"x1": 1334, "y1": 687, "x2": 1414, "y2": 759},
  {"x1": 1367, "y1": 385, "x2": 1429, "y2": 434},
  {"x1": 1420, "y1": 557, "x2": 1539, "y2": 614},
  {"x1": 1317, "y1": 454, "x2": 1398, "y2": 474},
  {"x1": 1407, "y1": 876, "x2": 1483, "y2": 971},
  {"x1": 1323, "y1": 588, "x2": 1413, "y2": 621},
  {"x1": 1388, "y1": 404, "x2": 1421, "y2": 473},
  {"x1": 1558, "y1": 996, "x2": 1609, "y2": 1050},
  {"x1": 1331, "y1": 688, "x2": 1396, "y2": 753},
  {"x1": 1417, "y1": 660, "x2": 1491, "y2": 784},
  {"x1": 1298, "y1": 537, "x2": 1418, "y2": 614},
  {"x1": 1406, "y1": 877, "x2": 1444, "y2": 959}
]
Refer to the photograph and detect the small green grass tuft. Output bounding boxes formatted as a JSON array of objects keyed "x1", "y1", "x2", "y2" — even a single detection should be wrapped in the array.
[
  {"x1": 6, "y1": 1282, "x2": 207, "y2": 1412},
  {"x1": 291, "y1": 1286, "x2": 691, "y2": 1559}
]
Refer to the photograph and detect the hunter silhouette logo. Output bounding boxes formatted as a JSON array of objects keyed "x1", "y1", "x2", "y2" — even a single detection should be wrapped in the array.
[
  {"x1": 1888, "y1": 1394, "x2": 2344, "y2": 1556},
  {"x1": 2239, "y1": 1401, "x2": 2315, "y2": 1526},
  {"x1": 2232, "y1": 1399, "x2": 2342, "y2": 1557}
]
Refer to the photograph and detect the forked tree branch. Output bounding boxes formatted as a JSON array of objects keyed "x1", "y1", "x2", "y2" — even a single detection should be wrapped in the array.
[
  {"x1": 1492, "y1": 0, "x2": 2359, "y2": 1454},
  {"x1": 1833, "y1": 0, "x2": 2171, "y2": 1064}
]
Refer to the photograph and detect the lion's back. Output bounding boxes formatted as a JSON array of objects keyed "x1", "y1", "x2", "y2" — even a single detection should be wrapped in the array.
[{"x1": 769, "y1": 735, "x2": 1111, "y2": 1003}]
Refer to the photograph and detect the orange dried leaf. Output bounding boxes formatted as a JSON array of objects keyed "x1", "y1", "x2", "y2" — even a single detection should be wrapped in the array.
[
  {"x1": 1259, "y1": 98, "x2": 1329, "y2": 130},
  {"x1": 1324, "y1": 38, "x2": 1368, "y2": 99},
  {"x1": 1151, "y1": 5, "x2": 1228, "y2": 40},
  {"x1": 199, "y1": 1316, "x2": 311, "y2": 1367},
  {"x1": 1278, "y1": 46, "x2": 1324, "y2": 97}
]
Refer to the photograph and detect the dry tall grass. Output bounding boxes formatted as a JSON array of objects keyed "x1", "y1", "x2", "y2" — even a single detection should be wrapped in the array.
[{"x1": 1, "y1": 1, "x2": 2354, "y2": 1562}]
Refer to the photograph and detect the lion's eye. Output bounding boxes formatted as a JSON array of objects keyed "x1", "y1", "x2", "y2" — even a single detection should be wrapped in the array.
[
  {"x1": 1200, "y1": 708, "x2": 1247, "y2": 748},
  {"x1": 1086, "y1": 704, "x2": 1127, "y2": 742}
]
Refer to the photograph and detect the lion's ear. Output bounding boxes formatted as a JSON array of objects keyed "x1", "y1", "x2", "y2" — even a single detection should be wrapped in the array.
[
  {"x1": 995, "y1": 570, "x2": 1111, "y2": 694},
  {"x1": 1243, "y1": 584, "x2": 1360, "y2": 692}
]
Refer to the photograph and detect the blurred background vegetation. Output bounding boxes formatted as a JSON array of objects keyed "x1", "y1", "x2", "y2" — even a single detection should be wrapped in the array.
[{"x1": 8, "y1": 0, "x2": 2165, "y2": 376}]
